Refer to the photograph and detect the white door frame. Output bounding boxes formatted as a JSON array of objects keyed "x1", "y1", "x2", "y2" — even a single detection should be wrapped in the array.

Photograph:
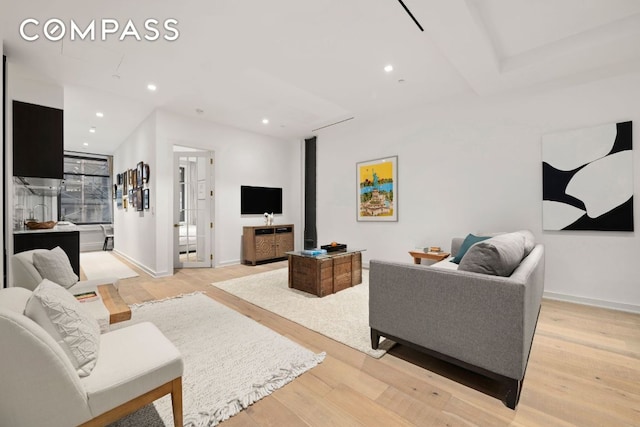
[{"x1": 173, "y1": 151, "x2": 214, "y2": 268}]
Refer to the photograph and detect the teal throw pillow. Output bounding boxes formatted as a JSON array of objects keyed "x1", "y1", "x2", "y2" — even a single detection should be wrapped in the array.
[{"x1": 452, "y1": 234, "x2": 490, "y2": 264}]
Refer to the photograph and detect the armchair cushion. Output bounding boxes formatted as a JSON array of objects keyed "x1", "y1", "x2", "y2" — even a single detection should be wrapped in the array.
[
  {"x1": 32, "y1": 246, "x2": 79, "y2": 289},
  {"x1": 25, "y1": 279, "x2": 100, "y2": 377},
  {"x1": 81, "y1": 321, "x2": 184, "y2": 416}
]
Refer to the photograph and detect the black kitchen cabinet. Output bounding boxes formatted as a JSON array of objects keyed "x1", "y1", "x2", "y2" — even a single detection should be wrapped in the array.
[
  {"x1": 14, "y1": 231, "x2": 80, "y2": 276},
  {"x1": 13, "y1": 100, "x2": 63, "y2": 179}
]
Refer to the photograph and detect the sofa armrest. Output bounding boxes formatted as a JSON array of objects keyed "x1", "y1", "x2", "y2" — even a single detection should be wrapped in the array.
[{"x1": 369, "y1": 254, "x2": 542, "y2": 380}]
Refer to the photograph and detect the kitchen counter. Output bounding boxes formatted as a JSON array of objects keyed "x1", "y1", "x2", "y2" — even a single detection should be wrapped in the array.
[{"x1": 13, "y1": 223, "x2": 78, "y2": 234}]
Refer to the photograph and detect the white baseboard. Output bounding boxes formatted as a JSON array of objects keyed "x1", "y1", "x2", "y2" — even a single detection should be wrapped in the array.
[
  {"x1": 80, "y1": 243, "x2": 103, "y2": 252},
  {"x1": 112, "y1": 250, "x2": 169, "y2": 278},
  {"x1": 543, "y1": 291, "x2": 640, "y2": 314},
  {"x1": 217, "y1": 259, "x2": 241, "y2": 267}
]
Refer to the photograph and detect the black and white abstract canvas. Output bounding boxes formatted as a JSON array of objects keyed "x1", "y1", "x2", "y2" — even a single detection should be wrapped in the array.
[{"x1": 542, "y1": 121, "x2": 633, "y2": 231}]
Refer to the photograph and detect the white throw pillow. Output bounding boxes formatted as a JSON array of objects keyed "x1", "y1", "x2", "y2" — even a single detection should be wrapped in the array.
[
  {"x1": 25, "y1": 279, "x2": 100, "y2": 377},
  {"x1": 32, "y1": 246, "x2": 79, "y2": 288}
]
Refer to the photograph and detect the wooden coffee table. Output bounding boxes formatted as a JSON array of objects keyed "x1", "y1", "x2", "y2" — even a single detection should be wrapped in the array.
[
  {"x1": 97, "y1": 284, "x2": 132, "y2": 324},
  {"x1": 287, "y1": 249, "x2": 364, "y2": 297},
  {"x1": 409, "y1": 250, "x2": 450, "y2": 264}
]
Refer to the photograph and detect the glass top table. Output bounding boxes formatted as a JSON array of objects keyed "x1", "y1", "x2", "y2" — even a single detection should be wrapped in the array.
[{"x1": 286, "y1": 248, "x2": 366, "y2": 259}]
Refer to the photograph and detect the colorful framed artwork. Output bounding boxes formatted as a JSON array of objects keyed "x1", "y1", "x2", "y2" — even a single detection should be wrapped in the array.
[{"x1": 356, "y1": 155, "x2": 398, "y2": 222}]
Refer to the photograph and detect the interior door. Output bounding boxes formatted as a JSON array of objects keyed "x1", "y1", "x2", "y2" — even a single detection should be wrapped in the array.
[{"x1": 173, "y1": 151, "x2": 213, "y2": 268}]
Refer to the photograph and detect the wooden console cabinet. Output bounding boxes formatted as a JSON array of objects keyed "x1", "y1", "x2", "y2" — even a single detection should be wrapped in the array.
[{"x1": 243, "y1": 224, "x2": 294, "y2": 265}]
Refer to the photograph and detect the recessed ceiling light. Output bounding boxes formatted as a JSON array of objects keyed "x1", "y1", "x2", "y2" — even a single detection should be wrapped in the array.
[
  {"x1": 83, "y1": 142, "x2": 89, "y2": 146},
  {"x1": 89, "y1": 127, "x2": 96, "y2": 133},
  {"x1": 384, "y1": 64, "x2": 394, "y2": 73},
  {"x1": 96, "y1": 112, "x2": 104, "y2": 118},
  {"x1": 147, "y1": 83, "x2": 157, "y2": 91},
  {"x1": 262, "y1": 118, "x2": 269, "y2": 124}
]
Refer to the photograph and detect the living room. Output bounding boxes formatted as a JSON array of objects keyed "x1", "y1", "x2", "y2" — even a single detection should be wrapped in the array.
[{"x1": 2, "y1": 1, "x2": 640, "y2": 426}]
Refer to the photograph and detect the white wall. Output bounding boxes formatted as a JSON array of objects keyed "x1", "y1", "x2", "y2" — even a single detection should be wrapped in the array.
[
  {"x1": 113, "y1": 112, "x2": 158, "y2": 274},
  {"x1": 156, "y1": 110, "x2": 302, "y2": 267},
  {"x1": 113, "y1": 109, "x2": 302, "y2": 275},
  {"x1": 315, "y1": 72, "x2": 640, "y2": 312}
]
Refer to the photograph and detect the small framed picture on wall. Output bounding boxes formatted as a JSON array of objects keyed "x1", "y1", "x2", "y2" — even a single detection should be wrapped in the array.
[
  {"x1": 137, "y1": 162, "x2": 144, "y2": 188},
  {"x1": 136, "y1": 188, "x2": 143, "y2": 211},
  {"x1": 143, "y1": 188, "x2": 150, "y2": 210},
  {"x1": 132, "y1": 169, "x2": 138, "y2": 189},
  {"x1": 143, "y1": 164, "x2": 150, "y2": 184}
]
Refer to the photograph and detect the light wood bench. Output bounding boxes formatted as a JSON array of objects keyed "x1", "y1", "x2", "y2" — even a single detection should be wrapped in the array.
[{"x1": 97, "y1": 284, "x2": 132, "y2": 324}]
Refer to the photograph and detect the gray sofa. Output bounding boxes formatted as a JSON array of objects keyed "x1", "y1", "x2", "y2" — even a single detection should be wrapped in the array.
[{"x1": 369, "y1": 234, "x2": 544, "y2": 409}]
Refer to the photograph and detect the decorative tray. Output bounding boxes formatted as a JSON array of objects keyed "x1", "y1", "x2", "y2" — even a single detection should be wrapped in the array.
[{"x1": 320, "y1": 243, "x2": 347, "y2": 252}]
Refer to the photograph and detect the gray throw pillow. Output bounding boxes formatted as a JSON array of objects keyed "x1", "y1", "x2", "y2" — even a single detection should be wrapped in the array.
[
  {"x1": 514, "y1": 230, "x2": 535, "y2": 256},
  {"x1": 458, "y1": 232, "x2": 525, "y2": 277},
  {"x1": 32, "y1": 246, "x2": 79, "y2": 289}
]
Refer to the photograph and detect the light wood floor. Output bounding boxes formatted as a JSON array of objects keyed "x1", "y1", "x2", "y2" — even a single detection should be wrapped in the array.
[{"x1": 101, "y1": 256, "x2": 640, "y2": 427}]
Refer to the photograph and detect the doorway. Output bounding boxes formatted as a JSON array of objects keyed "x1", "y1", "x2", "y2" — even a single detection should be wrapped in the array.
[{"x1": 173, "y1": 150, "x2": 214, "y2": 268}]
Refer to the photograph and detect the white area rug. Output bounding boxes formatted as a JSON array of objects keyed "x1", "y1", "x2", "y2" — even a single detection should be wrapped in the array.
[
  {"x1": 212, "y1": 269, "x2": 393, "y2": 358},
  {"x1": 112, "y1": 293, "x2": 324, "y2": 427},
  {"x1": 80, "y1": 251, "x2": 139, "y2": 280}
]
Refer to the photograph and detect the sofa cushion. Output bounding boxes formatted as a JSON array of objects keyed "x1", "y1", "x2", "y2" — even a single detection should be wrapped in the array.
[
  {"x1": 32, "y1": 246, "x2": 79, "y2": 289},
  {"x1": 515, "y1": 230, "x2": 536, "y2": 257},
  {"x1": 458, "y1": 232, "x2": 525, "y2": 277},
  {"x1": 451, "y1": 234, "x2": 490, "y2": 264},
  {"x1": 25, "y1": 279, "x2": 100, "y2": 377}
]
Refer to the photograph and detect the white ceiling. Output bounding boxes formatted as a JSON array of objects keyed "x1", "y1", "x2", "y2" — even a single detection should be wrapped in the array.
[{"x1": 2, "y1": 0, "x2": 640, "y2": 155}]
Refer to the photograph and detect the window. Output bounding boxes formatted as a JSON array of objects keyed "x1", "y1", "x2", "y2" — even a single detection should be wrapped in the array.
[{"x1": 59, "y1": 153, "x2": 112, "y2": 224}]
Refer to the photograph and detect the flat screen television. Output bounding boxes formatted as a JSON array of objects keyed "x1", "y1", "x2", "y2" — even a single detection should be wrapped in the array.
[{"x1": 241, "y1": 185, "x2": 283, "y2": 214}]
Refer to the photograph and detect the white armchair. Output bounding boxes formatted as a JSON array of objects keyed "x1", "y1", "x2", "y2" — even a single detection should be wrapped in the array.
[
  {"x1": 12, "y1": 249, "x2": 119, "y2": 292},
  {"x1": 0, "y1": 287, "x2": 184, "y2": 427}
]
